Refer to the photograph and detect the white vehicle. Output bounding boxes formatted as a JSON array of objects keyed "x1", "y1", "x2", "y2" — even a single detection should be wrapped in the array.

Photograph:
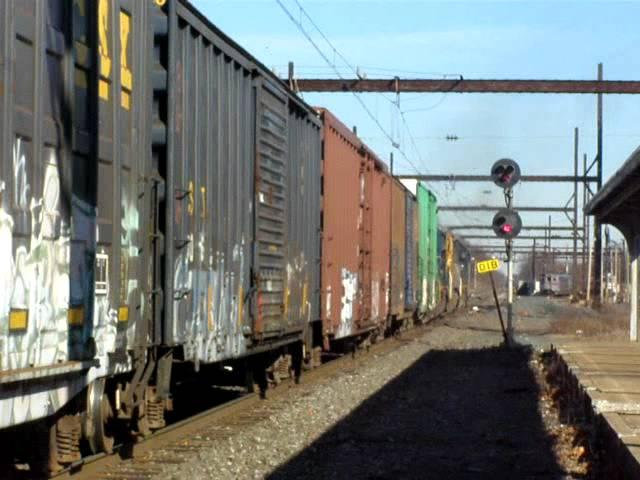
[{"x1": 540, "y1": 274, "x2": 572, "y2": 296}]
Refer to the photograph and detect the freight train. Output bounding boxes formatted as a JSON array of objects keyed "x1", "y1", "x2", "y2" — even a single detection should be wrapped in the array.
[{"x1": 0, "y1": 0, "x2": 471, "y2": 473}]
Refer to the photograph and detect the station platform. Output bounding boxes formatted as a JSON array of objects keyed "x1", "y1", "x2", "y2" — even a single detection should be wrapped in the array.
[{"x1": 549, "y1": 341, "x2": 640, "y2": 478}]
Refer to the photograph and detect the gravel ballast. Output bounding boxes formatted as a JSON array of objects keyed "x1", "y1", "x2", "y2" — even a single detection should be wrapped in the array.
[
  {"x1": 139, "y1": 304, "x2": 591, "y2": 479},
  {"x1": 153, "y1": 326, "x2": 485, "y2": 480},
  {"x1": 92, "y1": 296, "x2": 599, "y2": 480}
]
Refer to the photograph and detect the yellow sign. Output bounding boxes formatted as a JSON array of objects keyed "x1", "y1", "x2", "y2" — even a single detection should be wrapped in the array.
[{"x1": 476, "y1": 259, "x2": 500, "y2": 274}]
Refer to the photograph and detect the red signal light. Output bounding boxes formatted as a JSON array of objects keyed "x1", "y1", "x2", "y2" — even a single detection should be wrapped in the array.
[{"x1": 492, "y1": 209, "x2": 521, "y2": 239}]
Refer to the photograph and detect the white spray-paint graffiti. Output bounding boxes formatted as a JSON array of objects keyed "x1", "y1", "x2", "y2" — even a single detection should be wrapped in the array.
[
  {"x1": 371, "y1": 278, "x2": 380, "y2": 322},
  {"x1": 121, "y1": 188, "x2": 141, "y2": 346},
  {"x1": 93, "y1": 251, "x2": 118, "y2": 358},
  {"x1": 289, "y1": 253, "x2": 311, "y2": 327},
  {"x1": 1, "y1": 144, "x2": 69, "y2": 374},
  {"x1": 384, "y1": 272, "x2": 390, "y2": 314},
  {"x1": 371, "y1": 280, "x2": 380, "y2": 322},
  {"x1": 13, "y1": 138, "x2": 30, "y2": 211},
  {"x1": 175, "y1": 231, "x2": 249, "y2": 365},
  {"x1": 173, "y1": 233, "x2": 193, "y2": 339},
  {"x1": 0, "y1": 141, "x2": 134, "y2": 430},
  {"x1": 0, "y1": 182, "x2": 14, "y2": 371},
  {"x1": 338, "y1": 268, "x2": 358, "y2": 339},
  {"x1": 0, "y1": 143, "x2": 78, "y2": 427}
]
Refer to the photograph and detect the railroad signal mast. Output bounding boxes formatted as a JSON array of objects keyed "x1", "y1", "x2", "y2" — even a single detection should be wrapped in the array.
[{"x1": 490, "y1": 159, "x2": 522, "y2": 346}]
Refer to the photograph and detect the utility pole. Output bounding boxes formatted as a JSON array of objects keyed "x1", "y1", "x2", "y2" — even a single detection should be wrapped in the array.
[
  {"x1": 593, "y1": 63, "x2": 604, "y2": 307},
  {"x1": 389, "y1": 151, "x2": 394, "y2": 319},
  {"x1": 473, "y1": 260, "x2": 477, "y2": 290},
  {"x1": 506, "y1": 189, "x2": 514, "y2": 344},
  {"x1": 547, "y1": 216, "x2": 552, "y2": 268},
  {"x1": 532, "y1": 239, "x2": 537, "y2": 290},
  {"x1": 490, "y1": 159, "x2": 521, "y2": 347},
  {"x1": 583, "y1": 152, "x2": 589, "y2": 293},
  {"x1": 573, "y1": 127, "x2": 579, "y2": 294},
  {"x1": 604, "y1": 226, "x2": 610, "y2": 303}
]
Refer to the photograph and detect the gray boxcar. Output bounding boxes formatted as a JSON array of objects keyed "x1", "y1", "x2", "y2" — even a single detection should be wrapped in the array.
[
  {"x1": 0, "y1": 0, "x2": 154, "y2": 435},
  {"x1": 0, "y1": 0, "x2": 321, "y2": 471},
  {"x1": 156, "y1": 0, "x2": 321, "y2": 366}
]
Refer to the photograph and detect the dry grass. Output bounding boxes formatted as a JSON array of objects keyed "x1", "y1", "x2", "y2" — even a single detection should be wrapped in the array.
[{"x1": 548, "y1": 303, "x2": 629, "y2": 337}]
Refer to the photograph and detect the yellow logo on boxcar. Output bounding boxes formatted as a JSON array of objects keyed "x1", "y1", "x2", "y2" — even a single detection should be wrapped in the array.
[
  {"x1": 98, "y1": 0, "x2": 133, "y2": 110},
  {"x1": 120, "y1": 11, "x2": 133, "y2": 110},
  {"x1": 98, "y1": 0, "x2": 111, "y2": 101}
]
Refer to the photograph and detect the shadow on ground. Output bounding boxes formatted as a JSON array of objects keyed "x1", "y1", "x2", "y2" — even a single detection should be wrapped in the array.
[{"x1": 269, "y1": 346, "x2": 569, "y2": 480}]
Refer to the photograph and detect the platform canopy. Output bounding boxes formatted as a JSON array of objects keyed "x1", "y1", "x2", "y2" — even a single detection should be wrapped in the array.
[
  {"x1": 586, "y1": 145, "x2": 640, "y2": 341},
  {"x1": 585, "y1": 146, "x2": 640, "y2": 248}
]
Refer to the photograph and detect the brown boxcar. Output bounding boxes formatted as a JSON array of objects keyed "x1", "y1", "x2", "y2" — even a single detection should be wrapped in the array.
[
  {"x1": 370, "y1": 161, "x2": 392, "y2": 331},
  {"x1": 390, "y1": 178, "x2": 407, "y2": 319},
  {"x1": 319, "y1": 109, "x2": 389, "y2": 345}
]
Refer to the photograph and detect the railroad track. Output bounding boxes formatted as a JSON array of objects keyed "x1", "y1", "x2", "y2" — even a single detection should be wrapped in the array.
[{"x1": 42, "y1": 319, "x2": 442, "y2": 480}]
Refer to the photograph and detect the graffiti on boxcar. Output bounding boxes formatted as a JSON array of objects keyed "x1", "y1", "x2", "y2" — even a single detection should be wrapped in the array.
[
  {"x1": 301, "y1": 273, "x2": 309, "y2": 320},
  {"x1": 121, "y1": 190, "x2": 139, "y2": 260},
  {"x1": 338, "y1": 268, "x2": 357, "y2": 338},
  {"x1": 384, "y1": 272, "x2": 390, "y2": 313},
  {"x1": 285, "y1": 254, "x2": 310, "y2": 324},
  {"x1": 177, "y1": 236, "x2": 249, "y2": 364},
  {"x1": 41, "y1": 150, "x2": 62, "y2": 238},
  {"x1": 173, "y1": 233, "x2": 193, "y2": 297},
  {"x1": 0, "y1": 368, "x2": 103, "y2": 429},
  {"x1": 1, "y1": 145, "x2": 70, "y2": 373},
  {"x1": 93, "y1": 251, "x2": 118, "y2": 357},
  {"x1": 325, "y1": 286, "x2": 332, "y2": 325},
  {"x1": 0, "y1": 182, "x2": 13, "y2": 370},
  {"x1": 13, "y1": 138, "x2": 29, "y2": 210},
  {"x1": 121, "y1": 188, "x2": 141, "y2": 344},
  {"x1": 371, "y1": 278, "x2": 380, "y2": 321}
]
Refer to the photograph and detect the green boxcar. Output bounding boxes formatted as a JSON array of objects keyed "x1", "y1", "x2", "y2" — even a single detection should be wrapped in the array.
[{"x1": 417, "y1": 183, "x2": 439, "y2": 314}]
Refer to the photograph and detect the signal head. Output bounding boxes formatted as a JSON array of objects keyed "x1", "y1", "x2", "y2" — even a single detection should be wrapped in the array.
[
  {"x1": 491, "y1": 158, "x2": 521, "y2": 189},
  {"x1": 492, "y1": 208, "x2": 522, "y2": 239}
]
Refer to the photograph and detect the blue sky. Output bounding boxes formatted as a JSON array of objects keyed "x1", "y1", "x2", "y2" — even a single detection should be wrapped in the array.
[{"x1": 192, "y1": 0, "x2": 640, "y2": 252}]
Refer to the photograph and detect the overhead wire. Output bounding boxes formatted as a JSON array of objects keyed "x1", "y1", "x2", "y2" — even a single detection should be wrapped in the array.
[
  {"x1": 274, "y1": 0, "x2": 406, "y2": 165},
  {"x1": 290, "y1": 1, "x2": 452, "y2": 195},
  {"x1": 275, "y1": 0, "x2": 473, "y2": 227}
]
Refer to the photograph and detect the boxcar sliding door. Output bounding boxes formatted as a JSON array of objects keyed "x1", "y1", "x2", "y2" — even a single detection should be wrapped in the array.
[{"x1": 253, "y1": 80, "x2": 290, "y2": 339}]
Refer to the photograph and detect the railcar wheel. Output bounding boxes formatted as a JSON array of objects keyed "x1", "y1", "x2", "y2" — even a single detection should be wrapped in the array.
[{"x1": 85, "y1": 378, "x2": 115, "y2": 454}]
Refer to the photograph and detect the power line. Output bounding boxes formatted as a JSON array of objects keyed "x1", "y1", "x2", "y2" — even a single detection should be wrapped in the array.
[
  {"x1": 285, "y1": 0, "x2": 441, "y2": 179},
  {"x1": 360, "y1": 132, "x2": 640, "y2": 141},
  {"x1": 271, "y1": 64, "x2": 463, "y2": 79},
  {"x1": 275, "y1": 0, "x2": 398, "y2": 152},
  {"x1": 275, "y1": 0, "x2": 476, "y2": 227},
  {"x1": 275, "y1": 1, "x2": 430, "y2": 180}
]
